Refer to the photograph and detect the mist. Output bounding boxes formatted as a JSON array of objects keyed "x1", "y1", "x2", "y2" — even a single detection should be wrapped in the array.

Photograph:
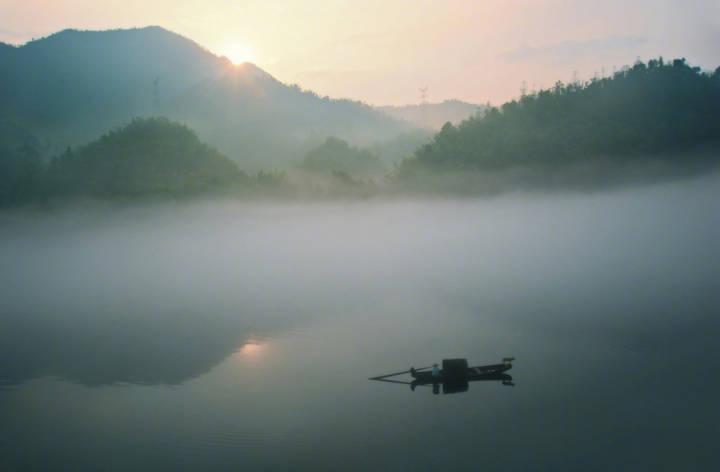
[
  {"x1": 2, "y1": 173, "x2": 719, "y2": 469},
  {"x1": 2, "y1": 175, "x2": 718, "y2": 381}
]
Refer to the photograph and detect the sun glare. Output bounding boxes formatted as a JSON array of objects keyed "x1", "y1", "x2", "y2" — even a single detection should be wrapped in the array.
[{"x1": 221, "y1": 43, "x2": 256, "y2": 65}]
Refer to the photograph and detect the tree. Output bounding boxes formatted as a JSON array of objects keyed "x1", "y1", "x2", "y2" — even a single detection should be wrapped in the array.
[{"x1": 301, "y1": 137, "x2": 385, "y2": 178}]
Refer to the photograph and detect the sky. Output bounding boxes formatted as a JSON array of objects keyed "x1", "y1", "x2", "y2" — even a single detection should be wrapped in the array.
[{"x1": 1, "y1": 0, "x2": 718, "y2": 105}]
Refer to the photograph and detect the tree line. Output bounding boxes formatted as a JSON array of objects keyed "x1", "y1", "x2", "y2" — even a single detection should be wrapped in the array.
[
  {"x1": 396, "y1": 58, "x2": 720, "y2": 178},
  {"x1": 0, "y1": 117, "x2": 288, "y2": 206}
]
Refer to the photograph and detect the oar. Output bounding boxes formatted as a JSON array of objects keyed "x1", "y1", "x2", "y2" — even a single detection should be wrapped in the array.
[
  {"x1": 370, "y1": 378, "x2": 413, "y2": 385},
  {"x1": 368, "y1": 365, "x2": 432, "y2": 381},
  {"x1": 370, "y1": 378, "x2": 434, "y2": 388}
]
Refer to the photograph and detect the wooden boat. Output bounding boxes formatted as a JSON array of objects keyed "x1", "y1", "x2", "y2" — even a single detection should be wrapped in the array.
[
  {"x1": 410, "y1": 358, "x2": 513, "y2": 384},
  {"x1": 369, "y1": 357, "x2": 515, "y2": 394}
]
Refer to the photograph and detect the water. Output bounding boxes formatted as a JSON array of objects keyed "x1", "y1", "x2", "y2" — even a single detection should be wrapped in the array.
[{"x1": 1, "y1": 177, "x2": 719, "y2": 471}]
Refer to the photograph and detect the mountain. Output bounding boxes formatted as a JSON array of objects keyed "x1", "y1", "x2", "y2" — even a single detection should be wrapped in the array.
[
  {"x1": 0, "y1": 27, "x2": 412, "y2": 170},
  {"x1": 169, "y1": 64, "x2": 412, "y2": 169},
  {"x1": 379, "y1": 100, "x2": 485, "y2": 130},
  {"x1": 0, "y1": 27, "x2": 223, "y2": 137}
]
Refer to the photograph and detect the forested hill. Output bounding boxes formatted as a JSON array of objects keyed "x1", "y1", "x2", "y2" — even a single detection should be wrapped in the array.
[
  {"x1": 398, "y1": 58, "x2": 720, "y2": 177},
  {"x1": 46, "y1": 118, "x2": 245, "y2": 197},
  {"x1": 0, "y1": 27, "x2": 411, "y2": 169},
  {"x1": 0, "y1": 118, "x2": 296, "y2": 206}
]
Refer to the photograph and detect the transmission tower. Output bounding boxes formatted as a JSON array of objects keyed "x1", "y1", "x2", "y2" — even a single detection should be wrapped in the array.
[{"x1": 419, "y1": 86, "x2": 428, "y2": 104}]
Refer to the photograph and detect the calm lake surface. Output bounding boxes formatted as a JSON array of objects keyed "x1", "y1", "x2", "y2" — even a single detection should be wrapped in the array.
[{"x1": 1, "y1": 177, "x2": 719, "y2": 471}]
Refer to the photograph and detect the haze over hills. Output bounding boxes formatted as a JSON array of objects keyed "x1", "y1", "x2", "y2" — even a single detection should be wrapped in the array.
[
  {"x1": 0, "y1": 26, "x2": 414, "y2": 170},
  {"x1": 379, "y1": 100, "x2": 485, "y2": 130},
  {"x1": 1, "y1": 26, "x2": 718, "y2": 205}
]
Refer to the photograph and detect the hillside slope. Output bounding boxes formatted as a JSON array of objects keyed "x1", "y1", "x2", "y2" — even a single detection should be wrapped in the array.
[
  {"x1": 0, "y1": 27, "x2": 411, "y2": 169},
  {"x1": 47, "y1": 118, "x2": 244, "y2": 197},
  {"x1": 395, "y1": 59, "x2": 720, "y2": 192},
  {"x1": 400, "y1": 59, "x2": 720, "y2": 172}
]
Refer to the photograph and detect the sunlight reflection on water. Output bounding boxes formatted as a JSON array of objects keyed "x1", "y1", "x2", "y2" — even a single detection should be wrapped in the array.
[{"x1": 234, "y1": 339, "x2": 268, "y2": 359}]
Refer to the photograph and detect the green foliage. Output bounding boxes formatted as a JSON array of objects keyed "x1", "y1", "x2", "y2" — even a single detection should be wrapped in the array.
[
  {"x1": 301, "y1": 137, "x2": 385, "y2": 178},
  {"x1": 398, "y1": 58, "x2": 720, "y2": 177},
  {"x1": 47, "y1": 117, "x2": 246, "y2": 197}
]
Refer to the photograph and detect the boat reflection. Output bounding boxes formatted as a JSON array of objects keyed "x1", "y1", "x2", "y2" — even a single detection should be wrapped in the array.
[{"x1": 372, "y1": 372, "x2": 514, "y2": 394}]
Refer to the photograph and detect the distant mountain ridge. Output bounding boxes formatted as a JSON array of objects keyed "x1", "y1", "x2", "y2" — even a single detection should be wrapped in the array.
[
  {"x1": 0, "y1": 26, "x2": 413, "y2": 170},
  {"x1": 379, "y1": 100, "x2": 485, "y2": 130}
]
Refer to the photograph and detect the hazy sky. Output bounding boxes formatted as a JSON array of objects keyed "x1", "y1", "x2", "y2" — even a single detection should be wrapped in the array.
[{"x1": 1, "y1": 0, "x2": 718, "y2": 105}]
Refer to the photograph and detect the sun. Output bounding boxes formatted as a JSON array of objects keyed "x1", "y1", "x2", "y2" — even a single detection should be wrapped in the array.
[{"x1": 221, "y1": 42, "x2": 256, "y2": 65}]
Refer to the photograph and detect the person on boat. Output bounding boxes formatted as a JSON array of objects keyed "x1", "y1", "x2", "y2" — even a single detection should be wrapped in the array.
[{"x1": 431, "y1": 363, "x2": 441, "y2": 378}]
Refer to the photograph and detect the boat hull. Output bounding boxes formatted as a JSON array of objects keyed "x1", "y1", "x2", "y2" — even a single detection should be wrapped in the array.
[{"x1": 411, "y1": 362, "x2": 512, "y2": 384}]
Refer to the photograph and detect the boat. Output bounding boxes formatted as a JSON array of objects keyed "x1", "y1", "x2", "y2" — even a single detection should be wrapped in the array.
[
  {"x1": 410, "y1": 358, "x2": 513, "y2": 383},
  {"x1": 369, "y1": 357, "x2": 515, "y2": 394}
]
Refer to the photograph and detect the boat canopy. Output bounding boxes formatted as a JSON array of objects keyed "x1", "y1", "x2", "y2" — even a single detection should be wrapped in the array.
[{"x1": 442, "y1": 358, "x2": 469, "y2": 380}]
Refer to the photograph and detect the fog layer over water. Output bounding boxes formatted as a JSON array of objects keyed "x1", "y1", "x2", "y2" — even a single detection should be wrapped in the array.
[{"x1": 1, "y1": 176, "x2": 719, "y2": 470}]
